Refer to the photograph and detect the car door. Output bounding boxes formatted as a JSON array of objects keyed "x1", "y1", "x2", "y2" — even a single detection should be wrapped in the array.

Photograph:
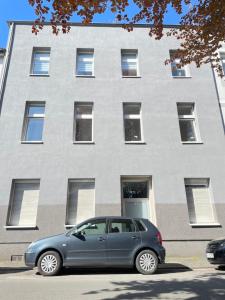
[
  {"x1": 106, "y1": 218, "x2": 141, "y2": 266},
  {"x1": 64, "y1": 218, "x2": 107, "y2": 266}
]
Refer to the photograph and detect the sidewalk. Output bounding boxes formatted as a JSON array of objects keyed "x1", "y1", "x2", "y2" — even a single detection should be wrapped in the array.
[{"x1": 0, "y1": 256, "x2": 212, "y2": 271}]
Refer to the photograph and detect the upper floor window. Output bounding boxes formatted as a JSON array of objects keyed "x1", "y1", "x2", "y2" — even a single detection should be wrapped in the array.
[
  {"x1": 74, "y1": 103, "x2": 93, "y2": 142},
  {"x1": 123, "y1": 103, "x2": 143, "y2": 142},
  {"x1": 121, "y1": 50, "x2": 138, "y2": 77},
  {"x1": 76, "y1": 49, "x2": 94, "y2": 76},
  {"x1": 22, "y1": 102, "x2": 45, "y2": 142},
  {"x1": 177, "y1": 103, "x2": 200, "y2": 143},
  {"x1": 170, "y1": 50, "x2": 190, "y2": 77},
  {"x1": 31, "y1": 48, "x2": 50, "y2": 75},
  {"x1": 185, "y1": 178, "x2": 217, "y2": 225},
  {"x1": 220, "y1": 52, "x2": 225, "y2": 75}
]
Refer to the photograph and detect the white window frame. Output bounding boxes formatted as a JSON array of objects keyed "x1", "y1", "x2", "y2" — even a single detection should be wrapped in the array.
[
  {"x1": 220, "y1": 51, "x2": 225, "y2": 76},
  {"x1": 184, "y1": 178, "x2": 219, "y2": 227},
  {"x1": 170, "y1": 50, "x2": 191, "y2": 78},
  {"x1": 123, "y1": 103, "x2": 144, "y2": 143},
  {"x1": 30, "y1": 48, "x2": 50, "y2": 76},
  {"x1": 121, "y1": 176, "x2": 156, "y2": 225},
  {"x1": 74, "y1": 102, "x2": 94, "y2": 143},
  {"x1": 5, "y1": 179, "x2": 40, "y2": 229},
  {"x1": 21, "y1": 102, "x2": 45, "y2": 143},
  {"x1": 121, "y1": 49, "x2": 139, "y2": 77},
  {"x1": 76, "y1": 49, "x2": 94, "y2": 77},
  {"x1": 177, "y1": 103, "x2": 202, "y2": 144},
  {"x1": 65, "y1": 179, "x2": 95, "y2": 228}
]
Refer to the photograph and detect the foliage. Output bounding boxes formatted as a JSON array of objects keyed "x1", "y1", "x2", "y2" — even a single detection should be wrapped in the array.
[{"x1": 28, "y1": 0, "x2": 225, "y2": 76}]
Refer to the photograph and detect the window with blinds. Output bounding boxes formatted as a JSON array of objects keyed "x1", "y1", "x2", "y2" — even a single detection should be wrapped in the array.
[
  {"x1": 170, "y1": 50, "x2": 190, "y2": 77},
  {"x1": 66, "y1": 180, "x2": 95, "y2": 226},
  {"x1": 121, "y1": 50, "x2": 138, "y2": 76},
  {"x1": 185, "y1": 179, "x2": 217, "y2": 225},
  {"x1": 7, "y1": 180, "x2": 40, "y2": 227},
  {"x1": 31, "y1": 48, "x2": 50, "y2": 75},
  {"x1": 76, "y1": 49, "x2": 94, "y2": 76}
]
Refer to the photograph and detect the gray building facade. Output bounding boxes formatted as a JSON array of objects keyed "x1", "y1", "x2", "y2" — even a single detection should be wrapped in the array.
[{"x1": 0, "y1": 21, "x2": 225, "y2": 261}]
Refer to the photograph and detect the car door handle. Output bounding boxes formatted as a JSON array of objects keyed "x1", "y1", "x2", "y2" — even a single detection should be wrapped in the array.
[
  {"x1": 98, "y1": 237, "x2": 105, "y2": 242},
  {"x1": 132, "y1": 236, "x2": 139, "y2": 239}
]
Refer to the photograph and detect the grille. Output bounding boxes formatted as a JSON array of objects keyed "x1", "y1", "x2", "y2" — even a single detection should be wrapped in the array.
[{"x1": 207, "y1": 243, "x2": 219, "y2": 252}]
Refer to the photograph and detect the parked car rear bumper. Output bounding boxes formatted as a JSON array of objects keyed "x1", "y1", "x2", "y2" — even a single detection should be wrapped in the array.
[{"x1": 158, "y1": 246, "x2": 166, "y2": 263}]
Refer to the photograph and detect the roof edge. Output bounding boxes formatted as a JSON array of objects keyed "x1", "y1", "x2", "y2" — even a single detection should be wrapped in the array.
[{"x1": 7, "y1": 20, "x2": 180, "y2": 28}]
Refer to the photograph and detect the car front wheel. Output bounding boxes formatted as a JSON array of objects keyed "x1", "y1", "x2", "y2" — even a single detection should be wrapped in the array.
[
  {"x1": 135, "y1": 250, "x2": 158, "y2": 275},
  {"x1": 37, "y1": 251, "x2": 62, "y2": 276}
]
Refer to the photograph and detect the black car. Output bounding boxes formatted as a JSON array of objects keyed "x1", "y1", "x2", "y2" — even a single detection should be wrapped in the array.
[
  {"x1": 206, "y1": 238, "x2": 225, "y2": 266},
  {"x1": 25, "y1": 216, "x2": 165, "y2": 276}
]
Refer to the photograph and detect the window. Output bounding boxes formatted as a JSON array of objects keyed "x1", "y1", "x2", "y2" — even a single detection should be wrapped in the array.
[
  {"x1": 7, "y1": 180, "x2": 40, "y2": 227},
  {"x1": 121, "y1": 50, "x2": 138, "y2": 77},
  {"x1": 220, "y1": 52, "x2": 225, "y2": 75},
  {"x1": 31, "y1": 48, "x2": 50, "y2": 75},
  {"x1": 66, "y1": 179, "x2": 95, "y2": 226},
  {"x1": 22, "y1": 102, "x2": 45, "y2": 142},
  {"x1": 177, "y1": 103, "x2": 200, "y2": 143},
  {"x1": 76, "y1": 49, "x2": 94, "y2": 76},
  {"x1": 75, "y1": 219, "x2": 106, "y2": 236},
  {"x1": 74, "y1": 103, "x2": 93, "y2": 142},
  {"x1": 123, "y1": 103, "x2": 142, "y2": 142},
  {"x1": 170, "y1": 50, "x2": 190, "y2": 77},
  {"x1": 134, "y1": 219, "x2": 146, "y2": 231},
  {"x1": 185, "y1": 179, "x2": 217, "y2": 225},
  {"x1": 121, "y1": 177, "x2": 153, "y2": 220},
  {"x1": 109, "y1": 219, "x2": 135, "y2": 233}
]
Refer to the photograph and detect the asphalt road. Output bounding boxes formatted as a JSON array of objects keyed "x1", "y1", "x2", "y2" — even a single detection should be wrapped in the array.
[{"x1": 0, "y1": 267, "x2": 225, "y2": 300}]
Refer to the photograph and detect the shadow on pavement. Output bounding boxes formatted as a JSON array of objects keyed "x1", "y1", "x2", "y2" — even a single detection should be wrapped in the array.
[
  {"x1": 0, "y1": 267, "x2": 31, "y2": 274},
  {"x1": 82, "y1": 272, "x2": 225, "y2": 300}
]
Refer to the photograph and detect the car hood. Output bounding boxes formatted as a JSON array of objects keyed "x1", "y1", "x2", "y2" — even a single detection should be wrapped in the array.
[
  {"x1": 31, "y1": 233, "x2": 66, "y2": 245},
  {"x1": 209, "y1": 237, "x2": 225, "y2": 244}
]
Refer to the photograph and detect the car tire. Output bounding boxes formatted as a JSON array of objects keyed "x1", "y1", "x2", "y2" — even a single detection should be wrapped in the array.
[
  {"x1": 37, "y1": 251, "x2": 62, "y2": 276},
  {"x1": 135, "y1": 249, "x2": 158, "y2": 275}
]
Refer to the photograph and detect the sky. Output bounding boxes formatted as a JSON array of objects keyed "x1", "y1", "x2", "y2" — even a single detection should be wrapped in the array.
[{"x1": 0, "y1": 0, "x2": 190, "y2": 48}]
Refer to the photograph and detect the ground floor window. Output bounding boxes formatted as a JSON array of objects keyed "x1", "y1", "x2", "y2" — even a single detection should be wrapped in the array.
[
  {"x1": 7, "y1": 179, "x2": 40, "y2": 227},
  {"x1": 121, "y1": 177, "x2": 155, "y2": 222},
  {"x1": 65, "y1": 179, "x2": 95, "y2": 226}
]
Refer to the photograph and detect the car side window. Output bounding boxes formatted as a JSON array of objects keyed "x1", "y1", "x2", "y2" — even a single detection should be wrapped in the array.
[
  {"x1": 77, "y1": 219, "x2": 106, "y2": 236},
  {"x1": 109, "y1": 219, "x2": 136, "y2": 233},
  {"x1": 134, "y1": 220, "x2": 146, "y2": 231}
]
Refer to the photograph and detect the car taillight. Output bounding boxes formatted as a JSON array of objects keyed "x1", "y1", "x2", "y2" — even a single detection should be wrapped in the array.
[{"x1": 157, "y1": 232, "x2": 162, "y2": 245}]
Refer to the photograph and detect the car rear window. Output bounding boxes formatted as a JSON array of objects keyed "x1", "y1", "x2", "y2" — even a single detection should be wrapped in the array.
[{"x1": 135, "y1": 220, "x2": 146, "y2": 231}]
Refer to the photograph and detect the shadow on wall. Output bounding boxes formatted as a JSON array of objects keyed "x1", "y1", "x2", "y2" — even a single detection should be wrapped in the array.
[{"x1": 82, "y1": 271, "x2": 225, "y2": 300}]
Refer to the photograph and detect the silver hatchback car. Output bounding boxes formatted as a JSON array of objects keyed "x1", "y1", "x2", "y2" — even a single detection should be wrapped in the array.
[{"x1": 25, "y1": 216, "x2": 166, "y2": 276}]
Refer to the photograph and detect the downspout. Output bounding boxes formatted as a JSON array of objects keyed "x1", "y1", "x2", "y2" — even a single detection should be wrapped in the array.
[{"x1": 0, "y1": 21, "x2": 15, "y2": 115}]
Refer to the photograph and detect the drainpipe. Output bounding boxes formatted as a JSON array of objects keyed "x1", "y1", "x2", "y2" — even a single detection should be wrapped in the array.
[{"x1": 0, "y1": 21, "x2": 15, "y2": 115}]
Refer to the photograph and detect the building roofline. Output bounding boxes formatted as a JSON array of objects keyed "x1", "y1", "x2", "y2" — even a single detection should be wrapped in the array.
[{"x1": 7, "y1": 20, "x2": 180, "y2": 29}]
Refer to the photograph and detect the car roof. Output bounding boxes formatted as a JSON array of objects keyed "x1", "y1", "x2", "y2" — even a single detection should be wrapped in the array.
[{"x1": 87, "y1": 216, "x2": 146, "y2": 221}]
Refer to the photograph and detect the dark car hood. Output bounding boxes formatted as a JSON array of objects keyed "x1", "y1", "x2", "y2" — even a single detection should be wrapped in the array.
[
  {"x1": 209, "y1": 237, "x2": 225, "y2": 244},
  {"x1": 33, "y1": 233, "x2": 66, "y2": 244}
]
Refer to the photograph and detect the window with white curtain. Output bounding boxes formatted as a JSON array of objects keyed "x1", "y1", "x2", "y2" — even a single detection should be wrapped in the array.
[
  {"x1": 74, "y1": 103, "x2": 93, "y2": 142},
  {"x1": 220, "y1": 52, "x2": 225, "y2": 75},
  {"x1": 31, "y1": 48, "x2": 50, "y2": 75},
  {"x1": 170, "y1": 50, "x2": 190, "y2": 77},
  {"x1": 177, "y1": 103, "x2": 200, "y2": 143},
  {"x1": 7, "y1": 180, "x2": 40, "y2": 227},
  {"x1": 123, "y1": 103, "x2": 143, "y2": 142},
  {"x1": 22, "y1": 102, "x2": 45, "y2": 142},
  {"x1": 66, "y1": 179, "x2": 95, "y2": 226},
  {"x1": 185, "y1": 179, "x2": 217, "y2": 225},
  {"x1": 76, "y1": 49, "x2": 94, "y2": 76},
  {"x1": 121, "y1": 50, "x2": 138, "y2": 76}
]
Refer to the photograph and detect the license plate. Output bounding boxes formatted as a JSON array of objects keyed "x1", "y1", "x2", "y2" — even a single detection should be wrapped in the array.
[{"x1": 207, "y1": 253, "x2": 214, "y2": 259}]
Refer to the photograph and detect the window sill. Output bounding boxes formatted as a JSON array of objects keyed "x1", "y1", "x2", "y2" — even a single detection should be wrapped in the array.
[
  {"x1": 182, "y1": 141, "x2": 203, "y2": 145},
  {"x1": 122, "y1": 76, "x2": 141, "y2": 78},
  {"x1": 75, "y1": 75, "x2": 95, "y2": 78},
  {"x1": 125, "y1": 141, "x2": 146, "y2": 144},
  {"x1": 4, "y1": 226, "x2": 38, "y2": 230},
  {"x1": 190, "y1": 223, "x2": 221, "y2": 228},
  {"x1": 64, "y1": 225, "x2": 75, "y2": 228},
  {"x1": 73, "y1": 141, "x2": 95, "y2": 144},
  {"x1": 172, "y1": 76, "x2": 192, "y2": 79},
  {"x1": 21, "y1": 141, "x2": 44, "y2": 144},
  {"x1": 30, "y1": 74, "x2": 49, "y2": 77}
]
